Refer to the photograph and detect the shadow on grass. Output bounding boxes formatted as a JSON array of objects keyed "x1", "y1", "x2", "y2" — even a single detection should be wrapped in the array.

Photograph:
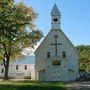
[
  {"x1": 0, "y1": 84, "x2": 66, "y2": 90},
  {"x1": 18, "y1": 85, "x2": 66, "y2": 90}
]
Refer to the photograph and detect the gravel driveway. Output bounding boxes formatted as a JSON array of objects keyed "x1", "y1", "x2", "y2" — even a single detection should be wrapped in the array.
[{"x1": 66, "y1": 81, "x2": 90, "y2": 90}]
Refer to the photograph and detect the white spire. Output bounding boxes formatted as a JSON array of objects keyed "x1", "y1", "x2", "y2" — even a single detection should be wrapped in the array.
[
  {"x1": 51, "y1": 4, "x2": 61, "y2": 16},
  {"x1": 51, "y1": 4, "x2": 61, "y2": 30}
]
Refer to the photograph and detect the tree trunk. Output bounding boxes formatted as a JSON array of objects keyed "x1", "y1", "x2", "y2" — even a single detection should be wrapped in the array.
[
  {"x1": 4, "y1": 56, "x2": 10, "y2": 80},
  {"x1": 4, "y1": 65, "x2": 9, "y2": 80}
]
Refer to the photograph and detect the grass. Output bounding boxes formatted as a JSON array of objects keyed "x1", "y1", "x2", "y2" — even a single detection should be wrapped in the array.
[{"x1": 0, "y1": 80, "x2": 67, "y2": 90}]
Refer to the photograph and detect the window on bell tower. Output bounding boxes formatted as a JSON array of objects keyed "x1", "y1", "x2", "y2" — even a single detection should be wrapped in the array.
[{"x1": 53, "y1": 18, "x2": 58, "y2": 23}]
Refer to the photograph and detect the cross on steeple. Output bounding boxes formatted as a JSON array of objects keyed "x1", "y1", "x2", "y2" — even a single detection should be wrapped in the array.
[{"x1": 51, "y1": 35, "x2": 62, "y2": 56}]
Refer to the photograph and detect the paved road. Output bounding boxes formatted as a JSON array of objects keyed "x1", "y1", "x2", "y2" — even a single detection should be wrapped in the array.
[{"x1": 66, "y1": 81, "x2": 90, "y2": 90}]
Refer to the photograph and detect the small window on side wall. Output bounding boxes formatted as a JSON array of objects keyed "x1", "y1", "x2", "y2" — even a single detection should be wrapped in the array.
[
  {"x1": 25, "y1": 65, "x2": 27, "y2": 70},
  {"x1": 62, "y1": 51, "x2": 66, "y2": 58},
  {"x1": 47, "y1": 52, "x2": 50, "y2": 58},
  {"x1": 16, "y1": 65, "x2": 18, "y2": 70},
  {"x1": 1, "y1": 69, "x2": 4, "y2": 73}
]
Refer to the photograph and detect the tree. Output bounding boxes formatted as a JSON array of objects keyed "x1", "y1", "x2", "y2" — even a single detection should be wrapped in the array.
[
  {"x1": 0, "y1": 0, "x2": 43, "y2": 80},
  {"x1": 76, "y1": 45, "x2": 90, "y2": 72}
]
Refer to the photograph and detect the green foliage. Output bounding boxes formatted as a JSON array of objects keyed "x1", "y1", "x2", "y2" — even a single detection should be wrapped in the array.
[
  {"x1": 76, "y1": 45, "x2": 90, "y2": 72},
  {"x1": 0, "y1": 0, "x2": 43, "y2": 79},
  {"x1": 0, "y1": 81, "x2": 66, "y2": 90}
]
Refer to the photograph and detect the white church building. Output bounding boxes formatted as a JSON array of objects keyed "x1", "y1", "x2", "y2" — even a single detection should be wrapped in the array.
[
  {"x1": 0, "y1": 4, "x2": 78, "y2": 81},
  {"x1": 34, "y1": 4, "x2": 78, "y2": 81}
]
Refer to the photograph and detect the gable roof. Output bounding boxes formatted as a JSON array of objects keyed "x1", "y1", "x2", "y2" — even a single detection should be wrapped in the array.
[{"x1": 34, "y1": 29, "x2": 78, "y2": 54}]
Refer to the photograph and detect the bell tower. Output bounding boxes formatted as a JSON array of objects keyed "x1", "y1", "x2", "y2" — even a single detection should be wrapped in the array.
[{"x1": 51, "y1": 4, "x2": 61, "y2": 29}]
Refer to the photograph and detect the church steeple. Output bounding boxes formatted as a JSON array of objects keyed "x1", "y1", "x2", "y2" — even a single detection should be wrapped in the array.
[{"x1": 51, "y1": 4, "x2": 61, "y2": 30}]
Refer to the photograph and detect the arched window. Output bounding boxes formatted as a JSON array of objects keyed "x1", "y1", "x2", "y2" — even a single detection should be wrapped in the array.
[{"x1": 53, "y1": 18, "x2": 58, "y2": 23}]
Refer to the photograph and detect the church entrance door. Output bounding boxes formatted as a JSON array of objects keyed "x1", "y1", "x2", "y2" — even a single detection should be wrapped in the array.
[{"x1": 52, "y1": 68, "x2": 61, "y2": 81}]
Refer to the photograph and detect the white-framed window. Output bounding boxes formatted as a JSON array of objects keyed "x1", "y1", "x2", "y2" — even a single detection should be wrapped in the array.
[
  {"x1": 53, "y1": 18, "x2": 58, "y2": 23},
  {"x1": 47, "y1": 52, "x2": 50, "y2": 58},
  {"x1": 62, "y1": 51, "x2": 66, "y2": 58},
  {"x1": 52, "y1": 60, "x2": 61, "y2": 66},
  {"x1": 1, "y1": 69, "x2": 4, "y2": 73},
  {"x1": 25, "y1": 65, "x2": 27, "y2": 70},
  {"x1": 16, "y1": 65, "x2": 18, "y2": 70}
]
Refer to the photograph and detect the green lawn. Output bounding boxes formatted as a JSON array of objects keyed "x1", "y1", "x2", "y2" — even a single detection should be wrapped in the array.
[{"x1": 0, "y1": 80, "x2": 67, "y2": 90}]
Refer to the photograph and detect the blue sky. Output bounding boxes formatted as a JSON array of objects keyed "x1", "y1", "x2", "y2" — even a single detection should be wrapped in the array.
[{"x1": 15, "y1": 0, "x2": 90, "y2": 46}]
